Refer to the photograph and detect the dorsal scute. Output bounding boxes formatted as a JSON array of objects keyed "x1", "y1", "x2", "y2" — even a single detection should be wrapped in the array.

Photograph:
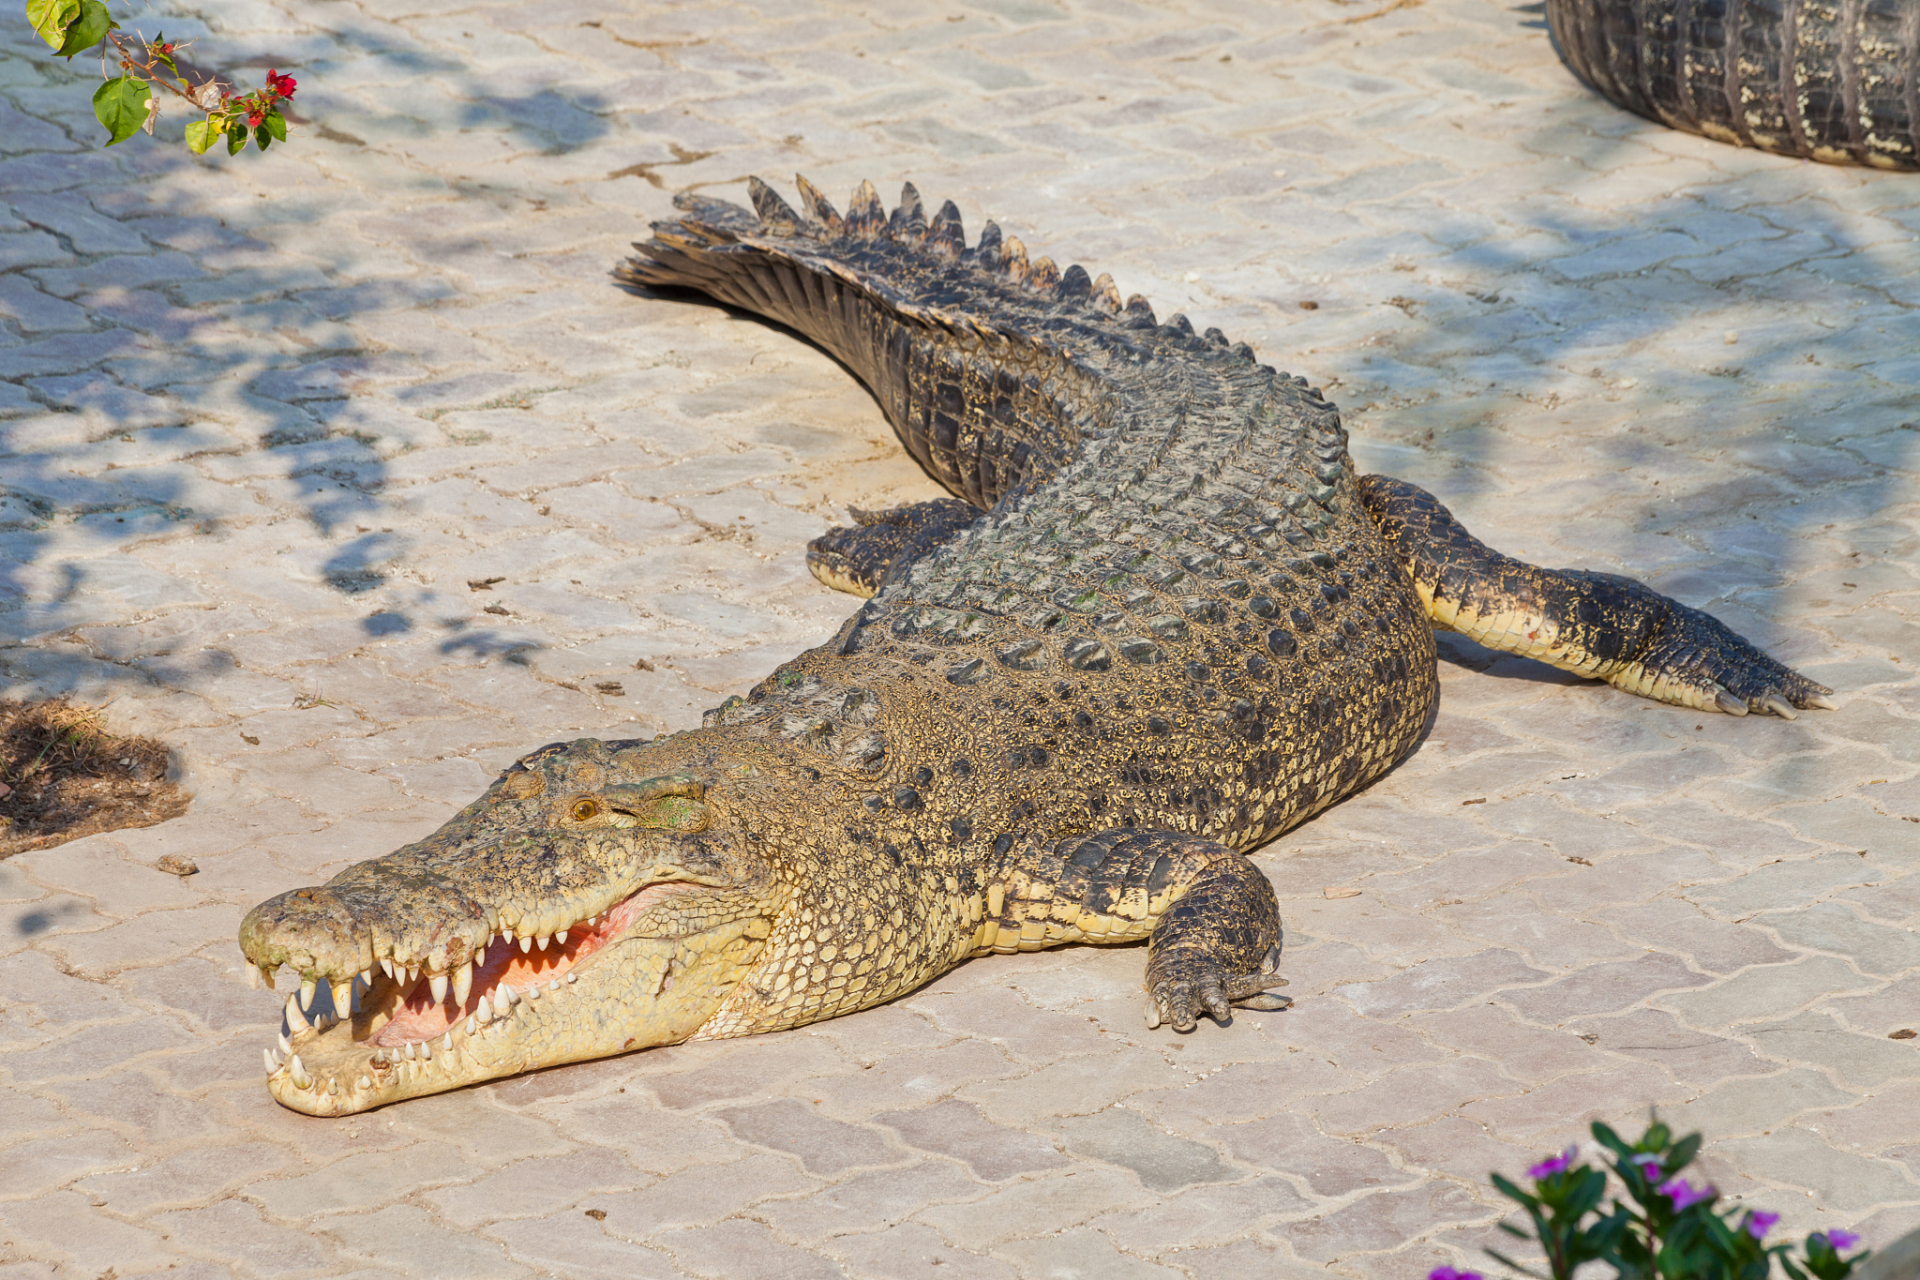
[
  {"x1": 794, "y1": 174, "x2": 844, "y2": 233},
  {"x1": 974, "y1": 220, "x2": 1003, "y2": 261},
  {"x1": 1027, "y1": 256, "x2": 1061, "y2": 292},
  {"x1": 847, "y1": 180, "x2": 886, "y2": 237},
  {"x1": 748, "y1": 177, "x2": 802, "y2": 232},
  {"x1": 928, "y1": 200, "x2": 966, "y2": 256},
  {"x1": 1056, "y1": 263, "x2": 1092, "y2": 300},
  {"x1": 889, "y1": 182, "x2": 928, "y2": 241}
]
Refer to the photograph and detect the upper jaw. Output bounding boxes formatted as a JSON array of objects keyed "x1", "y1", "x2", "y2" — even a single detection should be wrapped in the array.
[
  {"x1": 260, "y1": 878, "x2": 732, "y2": 1115},
  {"x1": 239, "y1": 826, "x2": 759, "y2": 1115}
]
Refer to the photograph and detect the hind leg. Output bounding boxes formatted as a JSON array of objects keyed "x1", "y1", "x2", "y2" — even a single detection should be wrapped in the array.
[
  {"x1": 806, "y1": 498, "x2": 981, "y2": 597},
  {"x1": 1358, "y1": 475, "x2": 1833, "y2": 718}
]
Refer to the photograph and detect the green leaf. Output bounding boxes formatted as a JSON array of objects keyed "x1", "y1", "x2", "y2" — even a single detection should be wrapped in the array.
[
  {"x1": 25, "y1": 0, "x2": 79, "y2": 48},
  {"x1": 92, "y1": 76, "x2": 152, "y2": 146},
  {"x1": 254, "y1": 123, "x2": 271, "y2": 150},
  {"x1": 1667, "y1": 1133, "x2": 1701, "y2": 1175},
  {"x1": 184, "y1": 117, "x2": 221, "y2": 155},
  {"x1": 54, "y1": 0, "x2": 112, "y2": 56},
  {"x1": 262, "y1": 110, "x2": 286, "y2": 142},
  {"x1": 227, "y1": 124, "x2": 249, "y2": 155}
]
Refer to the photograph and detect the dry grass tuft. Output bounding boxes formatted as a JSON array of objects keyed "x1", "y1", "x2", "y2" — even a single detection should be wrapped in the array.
[{"x1": 0, "y1": 699, "x2": 190, "y2": 858}]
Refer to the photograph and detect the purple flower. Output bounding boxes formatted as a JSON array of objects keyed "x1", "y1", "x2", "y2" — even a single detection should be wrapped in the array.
[
  {"x1": 1822, "y1": 1230, "x2": 1861, "y2": 1252},
  {"x1": 1429, "y1": 1268, "x2": 1484, "y2": 1280},
  {"x1": 1658, "y1": 1176, "x2": 1716, "y2": 1211},
  {"x1": 1746, "y1": 1211, "x2": 1780, "y2": 1240},
  {"x1": 1628, "y1": 1153, "x2": 1664, "y2": 1178},
  {"x1": 1529, "y1": 1146, "x2": 1579, "y2": 1180}
]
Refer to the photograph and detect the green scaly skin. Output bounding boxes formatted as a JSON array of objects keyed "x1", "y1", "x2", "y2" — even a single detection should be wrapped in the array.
[{"x1": 239, "y1": 178, "x2": 1830, "y2": 1115}]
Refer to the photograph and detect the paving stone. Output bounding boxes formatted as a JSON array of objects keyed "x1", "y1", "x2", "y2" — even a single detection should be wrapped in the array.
[
  {"x1": 650, "y1": 1218, "x2": 843, "y2": 1280},
  {"x1": 996, "y1": 1227, "x2": 1187, "y2": 1279},
  {"x1": 151, "y1": 1198, "x2": 338, "y2": 1271},
  {"x1": 1501, "y1": 951, "x2": 1714, "y2": 1024},
  {"x1": 246, "y1": 1141, "x2": 473, "y2": 1219},
  {"x1": 1051, "y1": 1108, "x2": 1239, "y2": 1193},
  {"x1": 1280, "y1": 1181, "x2": 1489, "y2": 1263},
  {"x1": 0, "y1": 1190, "x2": 172, "y2": 1275},
  {"x1": 874, "y1": 1098, "x2": 1070, "y2": 1182},
  {"x1": 712, "y1": 1097, "x2": 903, "y2": 1175},
  {"x1": 1564, "y1": 1007, "x2": 1771, "y2": 1084},
  {"x1": 1662, "y1": 1069, "x2": 1865, "y2": 1139},
  {"x1": 422, "y1": 1147, "x2": 646, "y2": 1228},
  {"x1": 917, "y1": 1166, "x2": 1153, "y2": 1247},
  {"x1": 831, "y1": 1222, "x2": 1016, "y2": 1280},
  {"x1": 1719, "y1": 1126, "x2": 1920, "y2": 1213},
  {"x1": 317, "y1": 1204, "x2": 531, "y2": 1278},
  {"x1": 1335, "y1": 948, "x2": 1552, "y2": 1018},
  {"x1": 578, "y1": 1153, "x2": 815, "y2": 1234},
  {"x1": 1661, "y1": 955, "x2": 1878, "y2": 1030},
  {"x1": 0, "y1": 0, "x2": 1910, "y2": 1267},
  {"x1": 1206, "y1": 1111, "x2": 1414, "y2": 1198},
  {"x1": 74, "y1": 1142, "x2": 288, "y2": 1216}
]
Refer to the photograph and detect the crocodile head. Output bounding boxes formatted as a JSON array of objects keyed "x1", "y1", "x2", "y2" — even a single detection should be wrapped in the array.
[{"x1": 237, "y1": 736, "x2": 783, "y2": 1115}]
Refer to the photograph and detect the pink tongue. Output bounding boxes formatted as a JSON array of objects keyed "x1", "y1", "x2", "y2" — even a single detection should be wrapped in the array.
[{"x1": 364, "y1": 887, "x2": 663, "y2": 1048}]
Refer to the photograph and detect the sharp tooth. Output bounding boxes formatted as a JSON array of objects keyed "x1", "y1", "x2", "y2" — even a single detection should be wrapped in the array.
[
  {"x1": 519, "y1": 936, "x2": 532, "y2": 954},
  {"x1": 565, "y1": 972, "x2": 577, "y2": 984},
  {"x1": 453, "y1": 961, "x2": 474, "y2": 1008},
  {"x1": 245, "y1": 962, "x2": 261, "y2": 989},
  {"x1": 548, "y1": 979, "x2": 560, "y2": 991},
  {"x1": 260, "y1": 965, "x2": 276, "y2": 992},
  {"x1": 421, "y1": 1041, "x2": 432, "y2": 1061},
  {"x1": 285, "y1": 994, "x2": 310, "y2": 1033},
  {"x1": 300, "y1": 976, "x2": 317, "y2": 1011},
  {"x1": 556, "y1": 930, "x2": 568, "y2": 945},
  {"x1": 502, "y1": 929, "x2": 515, "y2": 946},
  {"x1": 497, "y1": 983, "x2": 516, "y2": 1007},
  {"x1": 475, "y1": 995, "x2": 493, "y2": 1022},
  {"x1": 442, "y1": 1032, "x2": 453, "y2": 1051},
  {"x1": 358, "y1": 968, "x2": 373, "y2": 989},
  {"x1": 263, "y1": 1048, "x2": 278, "y2": 1074},
  {"x1": 358, "y1": 1075, "x2": 372, "y2": 1090},
  {"x1": 331, "y1": 979, "x2": 353, "y2": 1017},
  {"x1": 429, "y1": 972, "x2": 449, "y2": 1004},
  {"x1": 536, "y1": 934, "x2": 550, "y2": 951},
  {"x1": 464, "y1": 1016, "x2": 477, "y2": 1035},
  {"x1": 278, "y1": 1030, "x2": 292, "y2": 1055},
  {"x1": 380, "y1": 957, "x2": 395, "y2": 980},
  {"x1": 528, "y1": 985, "x2": 541, "y2": 1000},
  {"x1": 288, "y1": 1054, "x2": 311, "y2": 1088},
  {"x1": 327, "y1": 1076, "x2": 339, "y2": 1096}
]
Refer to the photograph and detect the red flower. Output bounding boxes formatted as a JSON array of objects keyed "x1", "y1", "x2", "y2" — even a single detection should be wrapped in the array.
[
  {"x1": 248, "y1": 110, "x2": 264, "y2": 128},
  {"x1": 266, "y1": 69, "x2": 297, "y2": 99}
]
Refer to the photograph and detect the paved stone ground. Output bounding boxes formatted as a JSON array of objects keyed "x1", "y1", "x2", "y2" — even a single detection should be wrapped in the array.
[{"x1": 3, "y1": 0, "x2": 1917, "y2": 1275}]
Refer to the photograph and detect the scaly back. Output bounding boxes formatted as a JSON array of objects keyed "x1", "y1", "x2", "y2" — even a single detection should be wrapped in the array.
[{"x1": 618, "y1": 178, "x2": 1439, "y2": 856}]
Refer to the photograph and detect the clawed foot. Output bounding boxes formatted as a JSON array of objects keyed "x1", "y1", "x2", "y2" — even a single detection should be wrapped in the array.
[
  {"x1": 1622, "y1": 599, "x2": 1835, "y2": 720},
  {"x1": 1145, "y1": 945, "x2": 1291, "y2": 1032}
]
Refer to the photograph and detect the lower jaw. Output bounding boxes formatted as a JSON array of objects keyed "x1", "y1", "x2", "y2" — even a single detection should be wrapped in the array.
[
  {"x1": 267, "y1": 977, "x2": 603, "y2": 1116},
  {"x1": 262, "y1": 918, "x2": 768, "y2": 1116}
]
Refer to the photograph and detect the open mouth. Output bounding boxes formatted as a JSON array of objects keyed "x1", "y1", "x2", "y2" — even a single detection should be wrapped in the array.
[{"x1": 255, "y1": 882, "x2": 684, "y2": 1109}]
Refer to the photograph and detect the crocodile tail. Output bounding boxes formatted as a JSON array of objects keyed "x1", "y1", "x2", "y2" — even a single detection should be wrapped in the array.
[{"x1": 617, "y1": 177, "x2": 1113, "y2": 506}]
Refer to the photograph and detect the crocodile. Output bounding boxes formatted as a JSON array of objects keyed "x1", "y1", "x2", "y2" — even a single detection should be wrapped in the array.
[{"x1": 239, "y1": 177, "x2": 1834, "y2": 1115}]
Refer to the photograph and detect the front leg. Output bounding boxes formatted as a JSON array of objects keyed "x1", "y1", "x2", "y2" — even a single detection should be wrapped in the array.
[
  {"x1": 1359, "y1": 474, "x2": 1834, "y2": 718},
  {"x1": 980, "y1": 829, "x2": 1289, "y2": 1033}
]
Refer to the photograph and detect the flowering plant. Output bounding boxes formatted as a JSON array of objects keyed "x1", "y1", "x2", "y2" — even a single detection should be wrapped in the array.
[
  {"x1": 24, "y1": 0, "x2": 295, "y2": 153},
  {"x1": 1431, "y1": 1118, "x2": 1870, "y2": 1280}
]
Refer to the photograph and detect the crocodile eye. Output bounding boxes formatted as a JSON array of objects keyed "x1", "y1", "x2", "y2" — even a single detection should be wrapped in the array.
[{"x1": 570, "y1": 798, "x2": 599, "y2": 822}]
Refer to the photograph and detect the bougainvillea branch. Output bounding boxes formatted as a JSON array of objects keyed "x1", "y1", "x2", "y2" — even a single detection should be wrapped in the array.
[
  {"x1": 26, "y1": 0, "x2": 295, "y2": 153},
  {"x1": 1443, "y1": 1118, "x2": 1874, "y2": 1280}
]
